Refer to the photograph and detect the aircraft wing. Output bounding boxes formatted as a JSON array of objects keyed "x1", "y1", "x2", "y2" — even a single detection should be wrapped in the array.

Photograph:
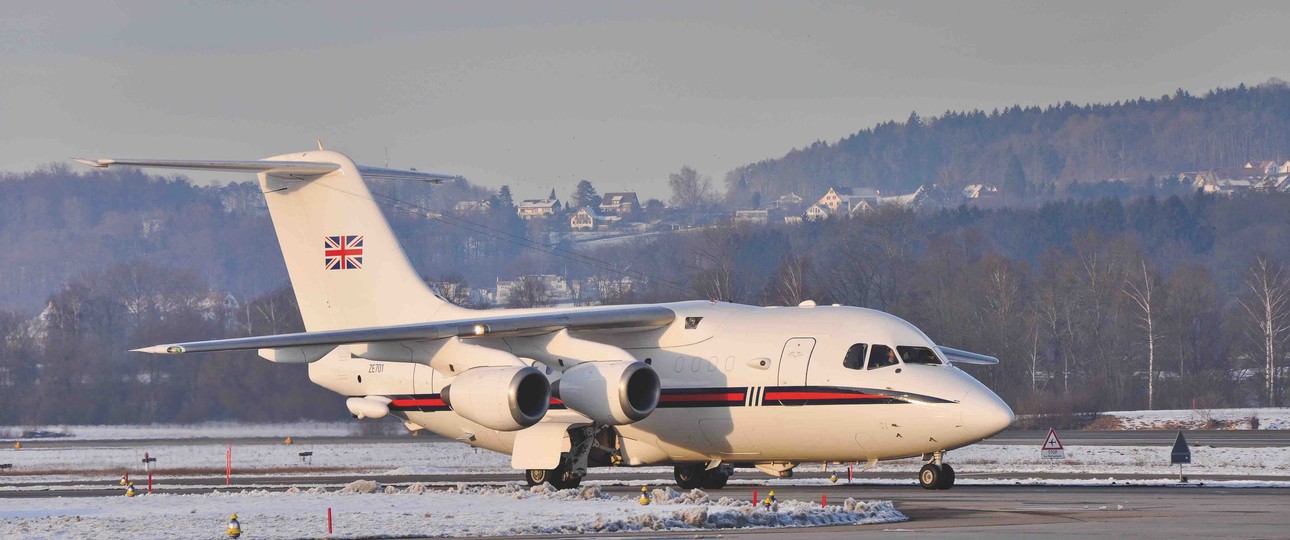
[
  {"x1": 131, "y1": 305, "x2": 675, "y2": 355},
  {"x1": 937, "y1": 346, "x2": 999, "y2": 365}
]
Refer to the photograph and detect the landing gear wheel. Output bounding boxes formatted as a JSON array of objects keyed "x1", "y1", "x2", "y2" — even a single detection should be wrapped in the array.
[
  {"x1": 674, "y1": 464, "x2": 707, "y2": 489},
  {"x1": 918, "y1": 463, "x2": 943, "y2": 490},
  {"x1": 701, "y1": 468, "x2": 730, "y2": 489},
  {"x1": 936, "y1": 464, "x2": 955, "y2": 490},
  {"x1": 526, "y1": 460, "x2": 582, "y2": 489},
  {"x1": 524, "y1": 468, "x2": 550, "y2": 486}
]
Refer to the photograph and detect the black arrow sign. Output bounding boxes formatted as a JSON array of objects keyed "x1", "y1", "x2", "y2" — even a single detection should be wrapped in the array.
[{"x1": 1171, "y1": 431, "x2": 1191, "y2": 464}]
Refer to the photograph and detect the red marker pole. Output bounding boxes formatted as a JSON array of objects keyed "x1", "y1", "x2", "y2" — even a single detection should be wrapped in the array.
[
  {"x1": 821, "y1": 494, "x2": 827, "y2": 507},
  {"x1": 148, "y1": 472, "x2": 152, "y2": 494},
  {"x1": 752, "y1": 490, "x2": 758, "y2": 506},
  {"x1": 225, "y1": 444, "x2": 232, "y2": 486},
  {"x1": 848, "y1": 463, "x2": 853, "y2": 483},
  {"x1": 328, "y1": 507, "x2": 333, "y2": 534}
]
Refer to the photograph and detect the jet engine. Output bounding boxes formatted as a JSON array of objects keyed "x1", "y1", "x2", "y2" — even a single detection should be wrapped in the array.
[
  {"x1": 441, "y1": 366, "x2": 551, "y2": 431},
  {"x1": 554, "y1": 360, "x2": 660, "y2": 425}
]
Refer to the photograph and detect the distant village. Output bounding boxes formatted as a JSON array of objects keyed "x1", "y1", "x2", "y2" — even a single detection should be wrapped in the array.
[{"x1": 437, "y1": 158, "x2": 1290, "y2": 307}]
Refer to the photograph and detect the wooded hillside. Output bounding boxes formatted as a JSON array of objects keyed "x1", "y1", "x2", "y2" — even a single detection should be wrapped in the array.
[{"x1": 725, "y1": 81, "x2": 1290, "y2": 204}]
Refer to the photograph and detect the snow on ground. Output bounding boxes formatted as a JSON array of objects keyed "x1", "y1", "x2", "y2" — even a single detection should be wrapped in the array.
[
  {"x1": 0, "y1": 440, "x2": 512, "y2": 483},
  {"x1": 0, "y1": 482, "x2": 905, "y2": 539},
  {"x1": 1103, "y1": 407, "x2": 1290, "y2": 430},
  {"x1": 4, "y1": 438, "x2": 1288, "y2": 487},
  {"x1": 0, "y1": 421, "x2": 360, "y2": 441}
]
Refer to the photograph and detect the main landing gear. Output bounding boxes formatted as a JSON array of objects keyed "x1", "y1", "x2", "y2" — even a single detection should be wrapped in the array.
[
  {"x1": 673, "y1": 463, "x2": 732, "y2": 490},
  {"x1": 525, "y1": 457, "x2": 581, "y2": 489},
  {"x1": 918, "y1": 451, "x2": 955, "y2": 490}
]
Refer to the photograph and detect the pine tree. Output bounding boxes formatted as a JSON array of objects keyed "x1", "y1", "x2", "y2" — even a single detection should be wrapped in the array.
[
  {"x1": 549, "y1": 188, "x2": 557, "y2": 201},
  {"x1": 1003, "y1": 153, "x2": 1028, "y2": 197},
  {"x1": 573, "y1": 180, "x2": 599, "y2": 209},
  {"x1": 495, "y1": 185, "x2": 514, "y2": 208}
]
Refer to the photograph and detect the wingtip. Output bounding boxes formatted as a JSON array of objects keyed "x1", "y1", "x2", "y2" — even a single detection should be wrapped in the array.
[
  {"x1": 130, "y1": 345, "x2": 183, "y2": 354},
  {"x1": 73, "y1": 158, "x2": 110, "y2": 168}
]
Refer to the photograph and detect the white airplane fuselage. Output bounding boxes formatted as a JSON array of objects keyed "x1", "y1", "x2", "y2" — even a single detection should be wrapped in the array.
[{"x1": 309, "y1": 299, "x2": 1014, "y2": 467}]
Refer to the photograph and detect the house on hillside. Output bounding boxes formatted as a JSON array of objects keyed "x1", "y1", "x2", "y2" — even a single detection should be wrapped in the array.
[
  {"x1": 598, "y1": 192, "x2": 640, "y2": 215},
  {"x1": 454, "y1": 199, "x2": 492, "y2": 213},
  {"x1": 767, "y1": 192, "x2": 806, "y2": 214},
  {"x1": 962, "y1": 184, "x2": 1000, "y2": 199},
  {"x1": 517, "y1": 199, "x2": 562, "y2": 219},
  {"x1": 733, "y1": 209, "x2": 770, "y2": 225},
  {"x1": 880, "y1": 186, "x2": 928, "y2": 208},
  {"x1": 804, "y1": 203, "x2": 831, "y2": 221},
  {"x1": 570, "y1": 207, "x2": 611, "y2": 230}
]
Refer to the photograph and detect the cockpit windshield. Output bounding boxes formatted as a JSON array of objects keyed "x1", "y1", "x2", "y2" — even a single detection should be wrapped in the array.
[
  {"x1": 867, "y1": 344, "x2": 898, "y2": 369},
  {"x1": 897, "y1": 345, "x2": 943, "y2": 365}
]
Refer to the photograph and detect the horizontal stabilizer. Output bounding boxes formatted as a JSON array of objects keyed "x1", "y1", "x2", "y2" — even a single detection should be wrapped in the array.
[
  {"x1": 73, "y1": 157, "x2": 462, "y2": 183},
  {"x1": 938, "y1": 346, "x2": 999, "y2": 365},
  {"x1": 73, "y1": 158, "x2": 340, "y2": 176}
]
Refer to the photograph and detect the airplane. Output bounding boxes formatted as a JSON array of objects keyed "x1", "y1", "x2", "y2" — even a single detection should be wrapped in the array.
[{"x1": 76, "y1": 148, "x2": 1013, "y2": 491}]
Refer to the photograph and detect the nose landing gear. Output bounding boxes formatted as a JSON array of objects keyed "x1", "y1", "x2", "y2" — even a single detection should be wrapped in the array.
[{"x1": 918, "y1": 451, "x2": 955, "y2": 490}]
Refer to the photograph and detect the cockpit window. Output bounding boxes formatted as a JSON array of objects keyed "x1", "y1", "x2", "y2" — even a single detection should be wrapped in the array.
[
  {"x1": 898, "y1": 346, "x2": 942, "y2": 365},
  {"x1": 867, "y1": 344, "x2": 898, "y2": 369},
  {"x1": 843, "y1": 344, "x2": 867, "y2": 370}
]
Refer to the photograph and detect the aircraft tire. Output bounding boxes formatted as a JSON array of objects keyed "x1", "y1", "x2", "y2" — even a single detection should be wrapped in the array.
[
  {"x1": 936, "y1": 464, "x2": 955, "y2": 490},
  {"x1": 674, "y1": 464, "x2": 707, "y2": 489},
  {"x1": 701, "y1": 469, "x2": 730, "y2": 489},
  {"x1": 525, "y1": 468, "x2": 550, "y2": 486},
  {"x1": 918, "y1": 463, "x2": 942, "y2": 490}
]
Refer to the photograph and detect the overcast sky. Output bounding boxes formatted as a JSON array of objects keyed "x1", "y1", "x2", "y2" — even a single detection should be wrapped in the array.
[{"x1": 2, "y1": 1, "x2": 1287, "y2": 200}]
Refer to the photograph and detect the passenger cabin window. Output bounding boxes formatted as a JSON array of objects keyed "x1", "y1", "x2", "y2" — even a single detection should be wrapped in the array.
[
  {"x1": 867, "y1": 344, "x2": 898, "y2": 369},
  {"x1": 898, "y1": 346, "x2": 942, "y2": 365},
  {"x1": 843, "y1": 344, "x2": 868, "y2": 370}
]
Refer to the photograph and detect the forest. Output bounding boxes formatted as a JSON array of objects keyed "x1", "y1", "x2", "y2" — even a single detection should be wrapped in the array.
[{"x1": 724, "y1": 80, "x2": 1290, "y2": 205}]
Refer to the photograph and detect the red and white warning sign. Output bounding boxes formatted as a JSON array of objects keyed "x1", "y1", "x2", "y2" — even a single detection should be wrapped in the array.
[{"x1": 1041, "y1": 427, "x2": 1065, "y2": 459}]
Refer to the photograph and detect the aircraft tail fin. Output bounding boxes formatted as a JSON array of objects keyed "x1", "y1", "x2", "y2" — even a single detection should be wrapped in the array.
[{"x1": 76, "y1": 150, "x2": 470, "y2": 331}]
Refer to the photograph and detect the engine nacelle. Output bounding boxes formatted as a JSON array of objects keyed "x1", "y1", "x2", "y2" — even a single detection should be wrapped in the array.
[
  {"x1": 554, "y1": 360, "x2": 660, "y2": 425},
  {"x1": 441, "y1": 366, "x2": 550, "y2": 431}
]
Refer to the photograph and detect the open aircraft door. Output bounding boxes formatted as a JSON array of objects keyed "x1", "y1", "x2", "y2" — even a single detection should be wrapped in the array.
[{"x1": 775, "y1": 338, "x2": 816, "y2": 405}]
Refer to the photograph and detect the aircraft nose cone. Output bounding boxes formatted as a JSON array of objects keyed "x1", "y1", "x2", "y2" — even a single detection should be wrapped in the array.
[{"x1": 965, "y1": 389, "x2": 1014, "y2": 438}]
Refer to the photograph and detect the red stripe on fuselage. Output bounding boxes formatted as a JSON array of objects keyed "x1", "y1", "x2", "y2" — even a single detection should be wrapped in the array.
[{"x1": 660, "y1": 392, "x2": 743, "y2": 403}]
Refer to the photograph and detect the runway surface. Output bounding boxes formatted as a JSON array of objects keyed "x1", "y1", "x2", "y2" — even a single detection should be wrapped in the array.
[
  {"x1": 4, "y1": 430, "x2": 1289, "y2": 538},
  {"x1": 8, "y1": 428, "x2": 1290, "y2": 449}
]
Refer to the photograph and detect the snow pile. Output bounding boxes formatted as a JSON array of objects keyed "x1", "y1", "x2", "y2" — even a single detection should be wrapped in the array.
[
  {"x1": 1104, "y1": 407, "x2": 1290, "y2": 430},
  {"x1": 0, "y1": 482, "x2": 904, "y2": 539}
]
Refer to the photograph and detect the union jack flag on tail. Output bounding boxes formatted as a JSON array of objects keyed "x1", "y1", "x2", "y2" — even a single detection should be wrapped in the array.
[{"x1": 324, "y1": 235, "x2": 364, "y2": 270}]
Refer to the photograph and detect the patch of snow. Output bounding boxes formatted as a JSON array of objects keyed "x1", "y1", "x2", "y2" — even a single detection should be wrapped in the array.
[
  {"x1": 0, "y1": 483, "x2": 904, "y2": 538},
  {"x1": 1103, "y1": 407, "x2": 1290, "y2": 430}
]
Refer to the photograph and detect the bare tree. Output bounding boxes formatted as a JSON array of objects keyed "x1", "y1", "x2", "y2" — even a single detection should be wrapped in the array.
[
  {"x1": 668, "y1": 166, "x2": 714, "y2": 210},
  {"x1": 1122, "y1": 259, "x2": 1161, "y2": 409},
  {"x1": 507, "y1": 276, "x2": 555, "y2": 308},
  {"x1": 769, "y1": 254, "x2": 813, "y2": 306},
  {"x1": 1238, "y1": 255, "x2": 1290, "y2": 407}
]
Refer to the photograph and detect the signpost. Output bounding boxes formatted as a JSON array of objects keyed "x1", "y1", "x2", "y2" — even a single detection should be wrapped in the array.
[
  {"x1": 142, "y1": 453, "x2": 157, "y2": 493},
  {"x1": 1041, "y1": 427, "x2": 1065, "y2": 459},
  {"x1": 1171, "y1": 431, "x2": 1191, "y2": 482}
]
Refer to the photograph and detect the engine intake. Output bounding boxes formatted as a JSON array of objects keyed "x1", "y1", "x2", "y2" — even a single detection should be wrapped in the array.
[
  {"x1": 441, "y1": 366, "x2": 550, "y2": 431},
  {"x1": 554, "y1": 360, "x2": 660, "y2": 425}
]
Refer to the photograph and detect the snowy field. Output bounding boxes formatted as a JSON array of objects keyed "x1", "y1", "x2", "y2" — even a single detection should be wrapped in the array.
[
  {"x1": 1103, "y1": 407, "x2": 1290, "y2": 430},
  {"x1": 0, "y1": 482, "x2": 905, "y2": 539},
  {"x1": 3, "y1": 409, "x2": 1289, "y2": 538},
  {"x1": 1, "y1": 421, "x2": 359, "y2": 441}
]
